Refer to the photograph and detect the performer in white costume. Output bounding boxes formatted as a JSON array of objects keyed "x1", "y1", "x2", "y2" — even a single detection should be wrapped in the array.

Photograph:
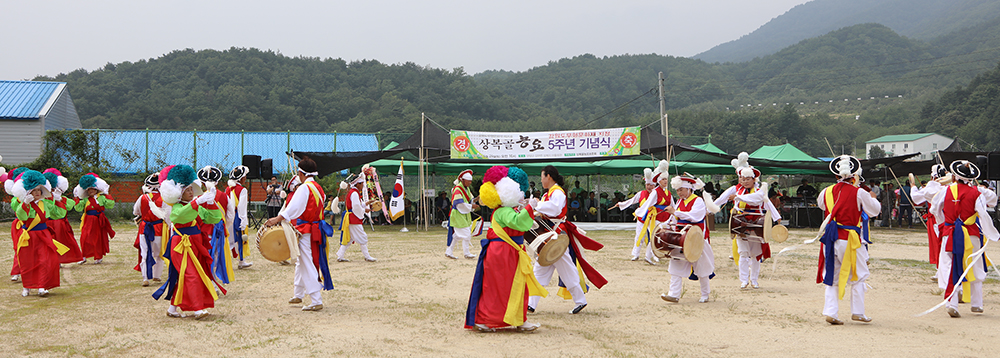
[
  {"x1": 713, "y1": 153, "x2": 780, "y2": 289},
  {"x1": 660, "y1": 174, "x2": 719, "y2": 304}
]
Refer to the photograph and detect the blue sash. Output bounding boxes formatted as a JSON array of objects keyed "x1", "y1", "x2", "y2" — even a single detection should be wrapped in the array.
[
  {"x1": 142, "y1": 219, "x2": 163, "y2": 280},
  {"x1": 944, "y1": 217, "x2": 985, "y2": 287},
  {"x1": 297, "y1": 219, "x2": 335, "y2": 291},
  {"x1": 678, "y1": 219, "x2": 705, "y2": 225},
  {"x1": 819, "y1": 221, "x2": 860, "y2": 286},
  {"x1": 26, "y1": 223, "x2": 49, "y2": 231},
  {"x1": 210, "y1": 221, "x2": 230, "y2": 284},
  {"x1": 232, "y1": 216, "x2": 245, "y2": 260}
]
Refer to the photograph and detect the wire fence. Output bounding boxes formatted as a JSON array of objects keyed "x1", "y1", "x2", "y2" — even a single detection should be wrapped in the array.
[{"x1": 93, "y1": 129, "x2": 412, "y2": 175}]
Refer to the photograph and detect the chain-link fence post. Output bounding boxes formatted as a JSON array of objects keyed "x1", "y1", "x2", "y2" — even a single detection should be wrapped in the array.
[
  {"x1": 145, "y1": 128, "x2": 149, "y2": 173},
  {"x1": 95, "y1": 128, "x2": 100, "y2": 166},
  {"x1": 193, "y1": 128, "x2": 198, "y2": 168}
]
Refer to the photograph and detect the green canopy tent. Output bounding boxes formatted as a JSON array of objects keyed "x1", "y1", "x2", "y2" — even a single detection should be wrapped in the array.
[
  {"x1": 692, "y1": 142, "x2": 727, "y2": 155},
  {"x1": 750, "y1": 143, "x2": 821, "y2": 162},
  {"x1": 366, "y1": 158, "x2": 745, "y2": 176}
]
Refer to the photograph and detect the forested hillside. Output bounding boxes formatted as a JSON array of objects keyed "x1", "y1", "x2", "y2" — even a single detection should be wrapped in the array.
[
  {"x1": 33, "y1": 22, "x2": 1000, "y2": 157},
  {"x1": 695, "y1": 0, "x2": 1000, "y2": 63},
  {"x1": 39, "y1": 48, "x2": 565, "y2": 133},
  {"x1": 916, "y1": 62, "x2": 1000, "y2": 152}
]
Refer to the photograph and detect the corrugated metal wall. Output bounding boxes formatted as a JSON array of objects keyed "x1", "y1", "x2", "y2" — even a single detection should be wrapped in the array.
[
  {"x1": 43, "y1": 88, "x2": 82, "y2": 130},
  {"x1": 0, "y1": 120, "x2": 43, "y2": 164}
]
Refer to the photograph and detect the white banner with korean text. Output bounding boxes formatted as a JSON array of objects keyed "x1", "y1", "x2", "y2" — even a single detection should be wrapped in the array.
[{"x1": 450, "y1": 127, "x2": 641, "y2": 160}]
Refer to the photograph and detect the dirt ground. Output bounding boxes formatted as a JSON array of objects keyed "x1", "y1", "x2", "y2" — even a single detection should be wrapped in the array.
[{"x1": 2, "y1": 221, "x2": 1000, "y2": 357}]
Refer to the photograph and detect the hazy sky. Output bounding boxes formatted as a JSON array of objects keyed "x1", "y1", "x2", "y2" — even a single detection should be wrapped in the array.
[{"x1": 1, "y1": 0, "x2": 810, "y2": 80}]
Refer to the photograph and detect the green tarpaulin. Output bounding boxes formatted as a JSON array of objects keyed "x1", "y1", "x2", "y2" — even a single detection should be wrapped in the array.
[
  {"x1": 692, "y1": 142, "x2": 727, "y2": 155},
  {"x1": 364, "y1": 158, "x2": 828, "y2": 176},
  {"x1": 749, "y1": 143, "x2": 821, "y2": 162}
]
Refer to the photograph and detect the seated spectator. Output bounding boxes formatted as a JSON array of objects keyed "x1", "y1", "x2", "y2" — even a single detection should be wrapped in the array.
[{"x1": 568, "y1": 192, "x2": 583, "y2": 221}]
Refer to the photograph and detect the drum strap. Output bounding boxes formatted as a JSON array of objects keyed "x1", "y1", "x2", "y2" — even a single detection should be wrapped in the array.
[
  {"x1": 490, "y1": 215, "x2": 548, "y2": 326},
  {"x1": 677, "y1": 219, "x2": 706, "y2": 242}
]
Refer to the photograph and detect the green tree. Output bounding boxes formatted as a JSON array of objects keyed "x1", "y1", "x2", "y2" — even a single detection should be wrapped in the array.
[{"x1": 868, "y1": 145, "x2": 887, "y2": 159}]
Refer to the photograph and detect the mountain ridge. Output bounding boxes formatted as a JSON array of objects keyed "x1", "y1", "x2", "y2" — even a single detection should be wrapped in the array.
[{"x1": 694, "y1": 0, "x2": 1000, "y2": 64}]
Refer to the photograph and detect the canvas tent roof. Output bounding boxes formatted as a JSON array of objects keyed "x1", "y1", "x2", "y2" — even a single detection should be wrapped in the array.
[
  {"x1": 749, "y1": 143, "x2": 821, "y2": 162},
  {"x1": 692, "y1": 142, "x2": 726, "y2": 155}
]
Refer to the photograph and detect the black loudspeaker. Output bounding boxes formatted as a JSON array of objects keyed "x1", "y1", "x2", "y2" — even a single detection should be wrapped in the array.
[
  {"x1": 260, "y1": 159, "x2": 273, "y2": 180},
  {"x1": 243, "y1": 155, "x2": 261, "y2": 179},
  {"x1": 987, "y1": 153, "x2": 1000, "y2": 180}
]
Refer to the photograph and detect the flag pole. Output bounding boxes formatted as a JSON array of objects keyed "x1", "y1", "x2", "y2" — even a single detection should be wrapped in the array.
[{"x1": 400, "y1": 157, "x2": 409, "y2": 232}]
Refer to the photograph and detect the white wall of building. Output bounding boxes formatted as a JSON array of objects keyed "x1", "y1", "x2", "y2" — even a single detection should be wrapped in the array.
[
  {"x1": 865, "y1": 134, "x2": 952, "y2": 160},
  {"x1": 0, "y1": 120, "x2": 44, "y2": 165}
]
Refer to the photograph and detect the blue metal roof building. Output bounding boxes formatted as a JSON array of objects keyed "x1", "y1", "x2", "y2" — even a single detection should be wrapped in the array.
[{"x1": 0, "y1": 80, "x2": 82, "y2": 164}]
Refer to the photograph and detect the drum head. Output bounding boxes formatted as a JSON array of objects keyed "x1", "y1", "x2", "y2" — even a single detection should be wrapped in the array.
[
  {"x1": 682, "y1": 226, "x2": 704, "y2": 262},
  {"x1": 535, "y1": 233, "x2": 569, "y2": 266},
  {"x1": 258, "y1": 227, "x2": 291, "y2": 262},
  {"x1": 528, "y1": 232, "x2": 554, "y2": 257},
  {"x1": 770, "y1": 224, "x2": 789, "y2": 243},
  {"x1": 764, "y1": 212, "x2": 772, "y2": 243},
  {"x1": 728, "y1": 213, "x2": 737, "y2": 239}
]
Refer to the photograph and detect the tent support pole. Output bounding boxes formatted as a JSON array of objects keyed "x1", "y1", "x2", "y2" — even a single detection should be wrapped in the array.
[{"x1": 420, "y1": 113, "x2": 428, "y2": 231}]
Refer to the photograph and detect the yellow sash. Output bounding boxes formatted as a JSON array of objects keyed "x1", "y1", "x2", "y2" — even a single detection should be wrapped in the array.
[
  {"x1": 490, "y1": 215, "x2": 547, "y2": 327},
  {"x1": 636, "y1": 208, "x2": 658, "y2": 248},
  {"x1": 220, "y1": 214, "x2": 235, "y2": 281},
  {"x1": 78, "y1": 197, "x2": 90, "y2": 233},
  {"x1": 824, "y1": 187, "x2": 862, "y2": 300},
  {"x1": 302, "y1": 182, "x2": 330, "y2": 258},
  {"x1": 17, "y1": 203, "x2": 70, "y2": 257},
  {"x1": 950, "y1": 185, "x2": 979, "y2": 301},
  {"x1": 170, "y1": 227, "x2": 219, "y2": 306},
  {"x1": 340, "y1": 188, "x2": 355, "y2": 245},
  {"x1": 636, "y1": 190, "x2": 672, "y2": 248},
  {"x1": 556, "y1": 257, "x2": 589, "y2": 300}
]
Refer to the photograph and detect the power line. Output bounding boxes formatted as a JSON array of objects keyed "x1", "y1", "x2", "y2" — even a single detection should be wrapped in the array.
[{"x1": 576, "y1": 86, "x2": 657, "y2": 129}]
